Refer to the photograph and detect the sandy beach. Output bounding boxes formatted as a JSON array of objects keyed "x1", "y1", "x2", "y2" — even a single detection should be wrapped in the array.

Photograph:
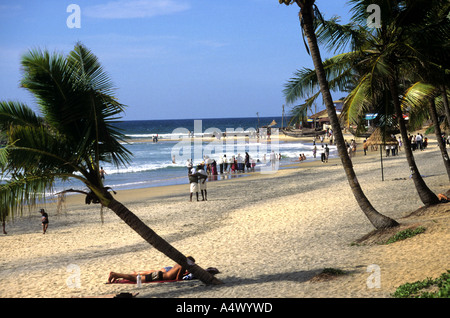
[{"x1": 1, "y1": 133, "x2": 449, "y2": 299}]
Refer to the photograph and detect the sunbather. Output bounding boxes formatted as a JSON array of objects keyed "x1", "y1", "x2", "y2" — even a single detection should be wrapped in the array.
[
  {"x1": 107, "y1": 256, "x2": 195, "y2": 283},
  {"x1": 438, "y1": 193, "x2": 450, "y2": 203}
]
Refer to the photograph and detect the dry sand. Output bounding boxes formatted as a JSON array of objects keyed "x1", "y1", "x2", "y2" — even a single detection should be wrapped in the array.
[{"x1": 1, "y1": 134, "x2": 449, "y2": 299}]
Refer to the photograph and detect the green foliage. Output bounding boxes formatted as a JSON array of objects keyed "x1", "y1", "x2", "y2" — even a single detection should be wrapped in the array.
[
  {"x1": 384, "y1": 226, "x2": 426, "y2": 244},
  {"x1": 0, "y1": 42, "x2": 132, "y2": 217},
  {"x1": 393, "y1": 270, "x2": 450, "y2": 298},
  {"x1": 284, "y1": 0, "x2": 450, "y2": 129}
]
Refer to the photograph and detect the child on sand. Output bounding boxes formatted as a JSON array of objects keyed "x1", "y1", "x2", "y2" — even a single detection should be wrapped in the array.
[{"x1": 40, "y1": 208, "x2": 49, "y2": 234}]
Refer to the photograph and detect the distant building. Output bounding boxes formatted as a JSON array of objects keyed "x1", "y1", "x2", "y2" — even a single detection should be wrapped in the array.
[{"x1": 309, "y1": 100, "x2": 343, "y2": 130}]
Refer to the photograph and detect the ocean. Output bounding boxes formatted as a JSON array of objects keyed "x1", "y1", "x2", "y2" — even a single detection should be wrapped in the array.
[{"x1": 53, "y1": 117, "x2": 337, "y2": 194}]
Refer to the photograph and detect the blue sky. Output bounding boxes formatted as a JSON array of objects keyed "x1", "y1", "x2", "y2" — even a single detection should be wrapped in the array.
[{"x1": 0, "y1": 0, "x2": 353, "y2": 120}]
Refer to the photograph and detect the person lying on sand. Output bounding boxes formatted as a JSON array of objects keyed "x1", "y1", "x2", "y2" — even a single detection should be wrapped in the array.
[
  {"x1": 437, "y1": 193, "x2": 450, "y2": 203},
  {"x1": 107, "y1": 256, "x2": 196, "y2": 283}
]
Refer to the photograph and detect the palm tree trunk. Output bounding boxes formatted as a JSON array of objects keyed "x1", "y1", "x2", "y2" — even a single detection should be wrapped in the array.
[
  {"x1": 298, "y1": 1, "x2": 398, "y2": 229},
  {"x1": 428, "y1": 98, "x2": 450, "y2": 182},
  {"x1": 440, "y1": 84, "x2": 450, "y2": 130},
  {"x1": 388, "y1": 77, "x2": 440, "y2": 205},
  {"x1": 104, "y1": 192, "x2": 223, "y2": 285}
]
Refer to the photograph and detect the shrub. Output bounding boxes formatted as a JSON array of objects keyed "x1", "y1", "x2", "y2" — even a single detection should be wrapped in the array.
[
  {"x1": 385, "y1": 226, "x2": 426, "y2": 244},
  {"x1": 393, "y1": 270, "x2": 450, "y2": 298}
]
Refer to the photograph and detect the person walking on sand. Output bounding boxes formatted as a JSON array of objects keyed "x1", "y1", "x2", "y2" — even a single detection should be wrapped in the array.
[{"x1": 40, "y1": 208, "x2": 49, "y2": 234}]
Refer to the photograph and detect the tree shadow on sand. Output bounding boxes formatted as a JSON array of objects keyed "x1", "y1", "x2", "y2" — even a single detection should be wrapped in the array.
[{"x1": 136, "y1": 269, "x2": 319, "y2": 298}]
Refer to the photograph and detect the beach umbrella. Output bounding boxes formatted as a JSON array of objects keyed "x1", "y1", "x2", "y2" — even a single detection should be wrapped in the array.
[
  {"x1": 268, "y1": 119, "x2": 277, "y2": 127},
  {"x1": 364, "y1": 127, "x2": 399, "y2": 181}
]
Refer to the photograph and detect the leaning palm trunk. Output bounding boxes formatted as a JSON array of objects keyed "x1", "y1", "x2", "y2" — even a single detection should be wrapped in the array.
[
  {"x1": 101, "y1": 189, "x2": 223, "y2": 285},
  {"x1": 298, "y1": 2, "x2": 398, "y2": 229},
  {"x1": 388, "y1": 77, "x2": 440, "y2": 205},
  {"x1": 440, "y1": 85, "x2": 450, "y2": 130},
  {"x1": 428, "y1": 98, "x2": 450, "y2": 182},
  {"x1": 1, "y1": 43, "x2": 223, "y2": 286}
]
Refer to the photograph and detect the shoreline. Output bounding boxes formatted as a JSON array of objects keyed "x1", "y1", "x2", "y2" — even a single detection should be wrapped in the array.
[
  {"x1": 70, "y1": 132, "x2": 366, "y2": 204},
  {"x1": 1, "y1": 132, "x2": 448, "y2": 298}
]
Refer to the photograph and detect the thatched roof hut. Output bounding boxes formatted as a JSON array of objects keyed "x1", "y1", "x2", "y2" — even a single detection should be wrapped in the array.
[
  {"x1": 364, "y1": 127, "x2": 399, "y2": 181},
  {"x1": 364, "y1": 127, "x2": 399, "y2": 146}
]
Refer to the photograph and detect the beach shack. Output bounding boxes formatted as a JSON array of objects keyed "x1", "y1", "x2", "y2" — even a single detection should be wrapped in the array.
[
  {"x1": 309, "y1": 100, "x2": 343, "y2": 130},
  {"x1": 364, "y1": 127, "x2": 399, "y2": 181}
]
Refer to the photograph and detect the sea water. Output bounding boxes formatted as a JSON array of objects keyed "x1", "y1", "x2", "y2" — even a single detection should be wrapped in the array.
[{"x1": 52, "y1": 117, "x2": 337, "y2": 194}]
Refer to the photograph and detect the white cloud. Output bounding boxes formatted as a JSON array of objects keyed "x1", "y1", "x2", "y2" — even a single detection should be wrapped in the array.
[{"x1": 84, "y1": 0, "x2": 190, "y2": 19}]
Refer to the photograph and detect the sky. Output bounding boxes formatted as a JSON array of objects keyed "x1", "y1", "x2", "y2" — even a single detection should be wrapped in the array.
[{"x1": 0, "y1": 0, "x2": 353, "y2": 121}]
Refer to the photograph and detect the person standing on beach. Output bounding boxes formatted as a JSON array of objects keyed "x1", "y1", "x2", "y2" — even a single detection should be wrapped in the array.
[
  {"x1": 40, "y1": 208, "x2": 49, "y2": 234},
  {"x1": 236, "y1": 154, "x2": 244, "y2": 172},
  {"x1": 270, "y1": 151, "x2": 276, "y2": 169},
  {"x1": 325, "y1": 144, "x2": 329, "y2": 162},
  {"x1": 188, "y1": 167, "x2": 200, "y2": 202},
  {"x1": 320, "y1": 145, "x2": 326, "y2": 163},
  {"x1": 100, "y1": 167, "x2": 107, "y2": 179},
  {"x1": 231, "y1": 156, "x2": 236, "y2": 173},
  {"x1": 245, "y1": 152, "x2": 251, "y2": 172},
  {"x1": 218, "y1": 156, "x2": 223, "y2": 174},
  {"x1": 186, "y1": 159, "x2": 193, "y2": 172},
  {"x1": 416, "y1": 133, "x2": 423, "y2": 150},
  {"x1": 197, "y1": 164, "x2": 208, "y2": 201},
  {"x1": 223, "y1": 155, "x2": 228, "y2": 173}
]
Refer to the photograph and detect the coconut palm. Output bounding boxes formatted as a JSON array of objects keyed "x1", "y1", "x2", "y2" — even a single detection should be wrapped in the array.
[
  {"x1": 290, "y1": 0, "x2": 447, "y2": 205},
  {"x1": 279, "y1": 0, "x2": 398, "y2": 229},
  {"x1": 393, "y1": 0, "x2": 450, "y2": 128},
  {"x1": 345, "y1": 0, "x2": 446, "y2": 205},
  {"x1": 0, "y1": 43, "x2": 221, "y2": 285},
  {"x1": 403, "y1": 83, "x2": 450, "y2": 182},
  {"x1": 400, "y1": 1, "x2": 450, "y2": 180}
]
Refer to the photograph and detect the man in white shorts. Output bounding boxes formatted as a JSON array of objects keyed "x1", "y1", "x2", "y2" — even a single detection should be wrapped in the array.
[
  {"x1": 197, "y1": 164, "x2": 208, "y2": 201},
  {"x1": 188, "y1": 166, "x2": 200, "y2": 202}
]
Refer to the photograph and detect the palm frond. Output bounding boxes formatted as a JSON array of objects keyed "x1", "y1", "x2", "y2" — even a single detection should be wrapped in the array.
[
  {"x1": 342, "y1": 73, "x2": 373, "y2": 125},
  {"x1": 0, "y1": 101, "x2": 42, "y2": 130},
  {"x1": 20, "y1": 43, "x2": 132, "y2": 171},
  {"x1": 284, "y1": 51, "x2": 360, "y2": 105}
]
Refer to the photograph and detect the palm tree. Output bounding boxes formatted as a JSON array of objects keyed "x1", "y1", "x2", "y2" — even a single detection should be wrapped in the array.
[
  {"x1": 279, "y1": 0, "x2": 398, "y2": 229},
  {"x1": 293, "y1": 0, "x2": 446, "y2": 205},
  {"x1": 0, "y1": 43, "x2": 222, "y2": 285},
  {"x1": 401, "y1": 1, "x2": 450, "y2": 180},
  {"x1": 345, "y1": 0, "x2": 442, "y2": 205},
  {"x1": 403, "y1": 83, "x2": 450, "y2": 182}
]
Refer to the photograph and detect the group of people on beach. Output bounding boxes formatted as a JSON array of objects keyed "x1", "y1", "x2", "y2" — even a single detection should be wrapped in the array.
[
  {"x1": 185, "y1": 151, "x2": 283, "y2": 201},
  {"x1": 360, "y1": 133, "x2": 429, "y2": 157},
  {"x1": 185, "y1": 152, "x2": 258, "y2": 178},
  {"x1": 311, "y1": 143, "x2": 330, "y2": 163},
  {"x1": 187, "y1": 162, "x2": 208, "y2": 202},
  {"x1": 410, "y1": 133, "x2": 427, "y2": 151}
]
